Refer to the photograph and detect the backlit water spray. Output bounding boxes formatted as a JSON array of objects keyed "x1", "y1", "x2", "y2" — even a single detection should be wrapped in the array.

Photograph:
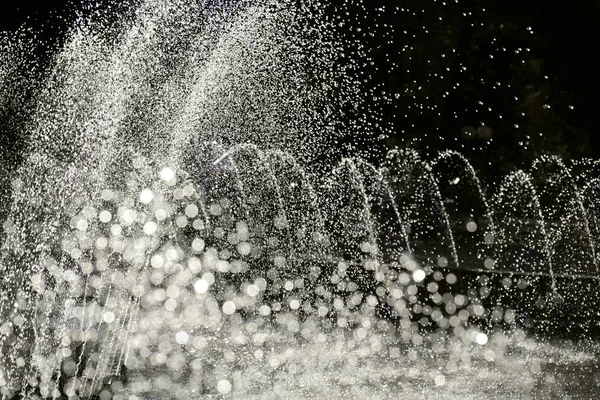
[{"x1": 0, "y1": 1, "x2": 599, "y2": 398}]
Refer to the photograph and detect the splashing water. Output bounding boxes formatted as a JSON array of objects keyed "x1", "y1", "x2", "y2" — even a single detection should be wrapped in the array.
[{"x1": 1, "y1": 1, "x2": 599, "y2": 398}]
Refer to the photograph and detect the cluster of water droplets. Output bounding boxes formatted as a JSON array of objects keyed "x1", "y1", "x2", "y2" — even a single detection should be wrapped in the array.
[
  {"x1": 1, "y1": 145, "x2": 599, "y2": 398},
  {"x1": 1, "y1": 0, "x2": 599, "y2": 398}
]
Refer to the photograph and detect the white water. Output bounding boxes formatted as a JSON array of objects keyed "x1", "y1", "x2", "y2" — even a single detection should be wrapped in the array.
[{"x1": 0, "y1": 1, "x2": 598, "y2": 398}]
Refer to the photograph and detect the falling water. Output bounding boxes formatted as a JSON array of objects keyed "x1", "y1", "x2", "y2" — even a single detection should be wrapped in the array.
[{"x1": 0, "y1": 0, "x2": 599, "y2": 399}]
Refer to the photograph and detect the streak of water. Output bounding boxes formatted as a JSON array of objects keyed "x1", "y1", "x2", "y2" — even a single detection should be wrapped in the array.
[
  {"x1": 0, "y1": 1, "x2": 598, "y2": 399},
  {"x1": 532, "y1": 155, "x2": 598, "y2": 273}
]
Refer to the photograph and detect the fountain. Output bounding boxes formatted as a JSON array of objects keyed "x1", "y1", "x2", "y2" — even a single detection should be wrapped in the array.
[{"x1": 0, "y1": 0, "x2": 599, "y2": 398}]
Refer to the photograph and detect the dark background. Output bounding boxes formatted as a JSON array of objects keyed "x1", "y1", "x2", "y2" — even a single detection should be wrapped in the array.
[
  {"x1": 0, "y1": 0, "x2": 598, "y2": 177},
  {"x1": 329, "y1": 0, "x2": 598, "y2": 178}
]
